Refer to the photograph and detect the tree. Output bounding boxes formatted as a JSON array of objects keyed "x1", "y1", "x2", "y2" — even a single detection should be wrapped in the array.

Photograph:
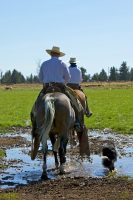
[
  {"x1": 26, "y1": 74, "x2": 33, "y2": 83},
  {"x1": 119, "y1": 61, "x2": 129, "y2": 81},
  {"x1": 80, "y1": 67, "x2": 89, "y2": 82},
  {"x1": 11, "y1": 69, "x2": 25, "y2": 83},
  {"x1": 33, "y1": 75, "x2": 39, "y2": 83},
  {"x1": 109, "y1": 67, "x2": 118, "y2": 81},
  {"x1": 87, "y1": 74, "x2": 91, "y2": 82},
  {"x1": 99, "y1": 69, "x2": 108, "y2": 81},
  {"x1": 91, "y1": 73, "x2": 99, "y2": 81},
  {"x1": 129, "y1": 68, "x2": 133, "y2": 81},
  {"x1": 0, "y1": 69, "x2": 2, "y2": 83},
  {"x1": 1, "y1": 69, "x2": 25, "y2": 84},
  {"x1": 26, "y1": 74, "x2": 40, "y2": 83},
  {"x1": 1, "y1": 70, "x2": 12, "y2": 84}
]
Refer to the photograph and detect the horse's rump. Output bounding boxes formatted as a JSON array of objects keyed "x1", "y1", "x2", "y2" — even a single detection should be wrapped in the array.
[
  {"x1": 31, "y1": 91, "x2": 90, "y2": 178},
  {"x1": 48, "y1": 92, "x2": 75, "y2": 132},
  {"x1": 31, "y1": 92, "x2": 75, "y2": 153},
  {"x1": 74, "y1": 89, "x2": 86, "y2": 111}
]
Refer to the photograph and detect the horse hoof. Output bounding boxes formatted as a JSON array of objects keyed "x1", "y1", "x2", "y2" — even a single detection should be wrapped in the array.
[
  {"x1": 59, "y1": 165, "x2": 65, "y2": 175},
  {"x1": 41, "y1": 174, "x2": 49, "y2": 180},
  {"x1": 55, "y1": 163, "x2": 59, "y2": 169},
  {"x1": 59, "y1": 170, "x2": 65, "y2": 175}
]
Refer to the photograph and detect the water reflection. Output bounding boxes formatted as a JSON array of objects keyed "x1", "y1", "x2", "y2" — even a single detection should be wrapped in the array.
[{"x1": 0, "y1": 131, "x2": 133, "y2": 189}]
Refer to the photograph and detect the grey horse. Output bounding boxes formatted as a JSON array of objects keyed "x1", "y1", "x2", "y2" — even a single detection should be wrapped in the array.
[{"x1": 31, "y1": 92, "x2": 90, "y2": 179}]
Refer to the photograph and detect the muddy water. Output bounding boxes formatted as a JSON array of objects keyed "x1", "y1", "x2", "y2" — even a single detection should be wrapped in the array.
[{"x1": 0, "y1": 130, "x2": 133, "y2": 189}]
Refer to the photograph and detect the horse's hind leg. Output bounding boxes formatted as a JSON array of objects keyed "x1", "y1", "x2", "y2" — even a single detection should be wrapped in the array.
[
  {"x1": 41, "y1": 147, "x2": 49, "y2": 180},
  {"x1": 59, "y1": 137, "x2": 68, "y2": 174},
  {"x1": 49, "y1": 133, "x2": 59, "y2": 168}
]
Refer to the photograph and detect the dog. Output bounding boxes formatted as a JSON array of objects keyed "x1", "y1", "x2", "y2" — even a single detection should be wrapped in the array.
[{"x1": 102, "y1": 146, "x2": 117, "y2": 171}]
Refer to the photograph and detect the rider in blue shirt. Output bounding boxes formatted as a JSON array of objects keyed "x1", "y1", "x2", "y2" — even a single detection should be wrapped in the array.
[{"x1": 67, "y1": 57, "x2": 92, "y2": 118}]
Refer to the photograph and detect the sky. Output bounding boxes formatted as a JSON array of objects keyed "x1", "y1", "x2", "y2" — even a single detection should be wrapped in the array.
[{"x1": 0, "y1": 0, "x2": 133, "y2": 77}]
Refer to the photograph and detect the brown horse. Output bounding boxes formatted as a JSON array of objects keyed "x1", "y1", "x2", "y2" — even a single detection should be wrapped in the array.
[
  {"x1": 74, "y1": 89, "x2": 86, "y2": 112},
  {"x1": 31, "y1": 91, "x2": 90, "y2": 179},
  {"x1": 69, "y1": 89, "x2": 90, "y2": 153}
]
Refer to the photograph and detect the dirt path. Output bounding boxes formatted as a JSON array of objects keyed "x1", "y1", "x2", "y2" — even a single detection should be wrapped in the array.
[
  {"x1": 1, "y1": 177, "x2": 132, "y2": 200},
  {"x1": 0, "y1": 129, "x2": 133, "y2": 200}
]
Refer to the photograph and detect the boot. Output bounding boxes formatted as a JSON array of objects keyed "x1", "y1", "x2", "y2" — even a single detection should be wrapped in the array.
[
  {"x1": 74, "y1": 109, "x2": 83, "y2": 132},
  {"x1": 85, "y1": 96, "x2": 92, "y2": 118},
  {"x1": 85, "y1": 111, "x2": 93, "y2": 118}
]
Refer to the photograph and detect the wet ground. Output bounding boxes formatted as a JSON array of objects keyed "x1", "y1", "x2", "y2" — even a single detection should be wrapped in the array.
[{"x1": 0, "y1": 129, "x2": 133, "y2": 191}]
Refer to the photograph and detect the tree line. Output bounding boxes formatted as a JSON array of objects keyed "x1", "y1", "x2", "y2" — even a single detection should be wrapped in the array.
[
  {"x1": 0, "y1": 69, "x2": 39, "y2": 84},
  {"x1": 0, "y1": 61, "x2": 133, "y2": 84},
  {"x1": 81, "y1": 61, "x2": 133, "y2": 82}
]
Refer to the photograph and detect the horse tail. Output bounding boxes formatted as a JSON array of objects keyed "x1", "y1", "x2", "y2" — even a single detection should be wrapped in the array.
[{"x1": 40, "y1": 95, "x2": 55, "y2": 151}]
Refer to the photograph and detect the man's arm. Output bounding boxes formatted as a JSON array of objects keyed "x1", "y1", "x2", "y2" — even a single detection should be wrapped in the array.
[
  {"x1": 39, "y1": 65, "x2": 43, "y2": 82},
  {"x1": 63, "y1": 64, "x2": 71, "y2": 83}
]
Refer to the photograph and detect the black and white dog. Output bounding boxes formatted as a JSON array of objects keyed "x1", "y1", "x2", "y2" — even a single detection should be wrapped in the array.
[{"x1": 102, "y1": 146, "x2": 117, "y2": 171}]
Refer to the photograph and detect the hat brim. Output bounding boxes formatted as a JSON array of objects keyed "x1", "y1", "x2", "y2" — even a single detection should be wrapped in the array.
[
  {"x1": 46, "y1": 49, "x2": 65, "y2": 57},
  {"x1": 68, "y1": 60, "x2": 79, "y2": 63}
]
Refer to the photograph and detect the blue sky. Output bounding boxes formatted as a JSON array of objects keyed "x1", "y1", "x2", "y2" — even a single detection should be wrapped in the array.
[{"x1": 0, "y1": 0, "x2": 133, "y2": 77}]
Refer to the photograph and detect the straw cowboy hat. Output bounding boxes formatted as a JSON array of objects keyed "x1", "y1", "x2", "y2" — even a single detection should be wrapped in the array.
[
  {"x1": 46, "y1": 46, "x2": 65, "y2": 57},
  {"x1": 69, "y1": 57, "x2": 78, "y2": 63}
]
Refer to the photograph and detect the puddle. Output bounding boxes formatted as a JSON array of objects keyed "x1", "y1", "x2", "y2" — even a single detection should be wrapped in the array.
[{"x1": 0, "y1": 130, "x2": 133, "y2": 189}]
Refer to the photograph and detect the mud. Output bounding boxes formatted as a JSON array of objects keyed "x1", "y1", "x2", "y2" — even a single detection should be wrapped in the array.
[{"x1": 0, "y1": 129, "x2": 133, "y2": 199}]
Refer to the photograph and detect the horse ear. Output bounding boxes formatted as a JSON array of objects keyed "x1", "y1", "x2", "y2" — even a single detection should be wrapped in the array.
[{"x1": 79, "y1": 127, "x2": 90, "y2": 157}]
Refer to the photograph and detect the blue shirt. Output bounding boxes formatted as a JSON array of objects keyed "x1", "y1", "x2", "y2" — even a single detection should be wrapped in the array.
[
  {"x1": 68, "y1": 65, "x2": 83, "y2": 84},
  {"x1": 39, "y1": 57, "x2": 70, "y2": 83}
]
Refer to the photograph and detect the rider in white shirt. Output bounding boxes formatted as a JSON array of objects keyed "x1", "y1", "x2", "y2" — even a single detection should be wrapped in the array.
[
  {"x1": 67, "y1": 57, "x2": 92, "y2": 118},
  {"x1": 37, "y1": 46, "x2": 70, "y2": 102},
  {"x1": 31, "y1": 47, "x2": 83, "y2": 140},
  {"x1": 38, "y1": 47, "x2": 81, "y2": 113},
  {"x1": 39, "y1": 55, "x2": 70, "y2": 84}
]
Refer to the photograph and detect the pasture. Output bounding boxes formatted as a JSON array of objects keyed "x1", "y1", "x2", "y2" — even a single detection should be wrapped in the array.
[
  {"x1": 0, "y1": 83, "x2": 133, "y2": 134},
  {"x1": 0, "y1": 83, "x2": 133, "y2": 200}
]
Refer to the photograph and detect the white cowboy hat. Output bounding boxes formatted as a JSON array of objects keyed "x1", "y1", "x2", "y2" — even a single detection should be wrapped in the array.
[
  {"x1": 69, "y1": 57, "x2": 78, "y2": 63},
  {"x1": 46, "y1": 46, "x2": 65, "y2": 57}
]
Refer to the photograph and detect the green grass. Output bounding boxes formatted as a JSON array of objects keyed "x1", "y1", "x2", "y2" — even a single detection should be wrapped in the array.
[
  {"x1": 0, "y1": 149, "x2": 7, "y2": 170},
  {"x1": 84, "y1": 87, "x2": 133, "y2": 134},
  {"x1": 0, "y1": 87, "x2": 38, "y2": 130},
  {"x1": 0, "y1": 149, "x2": 6, "y2": 158},
  {"x1": 0, "y1": 85, "x2": 133, "y2": 134},
  {"x1": 0, "y1": 193, "x2": 20, "y2": 200},
  {"x1": 0, "y1": 149, "x2": 6, "y2": 170}
]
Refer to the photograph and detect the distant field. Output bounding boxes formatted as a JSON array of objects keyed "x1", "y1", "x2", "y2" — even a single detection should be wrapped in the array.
[
  {"x1": 0, "y1": 84, "x2": 40, "y2": 130},
  {"x1": 84, "y1": 87, "x2": 133, "y2": 134},
  {"x1": 0, "y1": 83, "x2": 133, "y2": 134}
]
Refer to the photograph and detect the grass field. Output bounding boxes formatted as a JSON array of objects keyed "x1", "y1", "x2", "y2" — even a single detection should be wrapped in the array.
[
  {"x1": 0, "y1": 83, "x2": 133, "y2": 134},
  {"x1": 0, "y1": 86, "x2": 39, "y2": 130}
]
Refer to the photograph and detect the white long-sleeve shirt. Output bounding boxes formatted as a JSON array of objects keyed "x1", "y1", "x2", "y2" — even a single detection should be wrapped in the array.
[
  {"x1": 68, "y1": 66, "x2": 83, "y2": 84},
  {"x1": 39, "y1": 57, "x2": 70, "y2": 83}
]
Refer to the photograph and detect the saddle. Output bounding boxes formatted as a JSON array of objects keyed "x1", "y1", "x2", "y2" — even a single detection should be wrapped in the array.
[
  {"x1": 45, "y1": 85, "x2": 62, "y2": 93},
  {"x1": 42, "y1": 84, "x2": 83, "y2": 119},
  {"x1": 67, "y1": 83, "x2": 81, "y2": 90},
  {"x1": 44, "y1": 83, "x2": 65, "y2": 94}
]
